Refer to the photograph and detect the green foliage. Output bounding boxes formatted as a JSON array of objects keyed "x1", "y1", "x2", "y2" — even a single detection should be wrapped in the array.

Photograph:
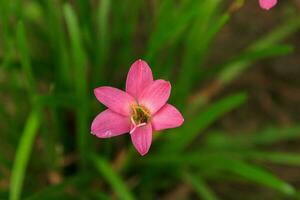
[
  {"x1": 9, "y1": 110, "x2": 41, "y2": 200},
  {"x1": 0, "y1": 0, "x2": 299, "y2": 199},
  {"x1": 64, "y1": 3, "x2": 90, "y2": 168},
  {"x1": 25, "y1": 174, "x2": 93, "y2": 200},
  {"x1": 165, "y1": 92, "x2": 248, "y2": 152},
  {"x1": 183, "y1": 172, "x2": 219, "y2": 200},
  {"x1": 91, "y1": 155, "x2": 135, "y2": 200}
]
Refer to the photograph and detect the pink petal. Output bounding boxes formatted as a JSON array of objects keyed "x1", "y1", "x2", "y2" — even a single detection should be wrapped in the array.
[
  {"x1": 91, "y1": 109, "x2": 131, "y2": 138},
  {"x1": 126, "y1": 59, "x2": 153, "y2": 99},
  {"x1": 130, "y1": 123, "x2": 152, "y2": 156},
  {"x1": 152, "y1": 104, "x2": 184, "y2": 131},
  {"x1": 259, "y1": 0, "x2": 277, "y2": 10},
  {"x1": 138, "y1": 80, "x2": 171, "y2": 114},
  {"x1": 94, "y1": 86, "x2": 136, "y2": 116}
]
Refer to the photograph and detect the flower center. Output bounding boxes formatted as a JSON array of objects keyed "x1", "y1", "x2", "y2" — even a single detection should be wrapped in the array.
[{"x1": 131, "y1": 105, "x2": 151, "y2": 125}]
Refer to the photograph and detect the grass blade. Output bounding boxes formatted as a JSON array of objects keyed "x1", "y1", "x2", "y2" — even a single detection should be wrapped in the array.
[
  {"x1": 165, "y1": 92, "x2": 247, "y2": 152},
  {"x1": 146, "y1": 153, "x2": 295, "y2": 195},
  {"x1": 204, "y1": 126, "x2": 300, "y2": 148},
  {"x1": 218, "y1": 45, "x2": 293, "y2": 84},
  {"x1": 16, "y1": 21, "x2": 36, "y2": 95},
  {"x1": 174, "y1": 0, "x2": 224, "y2": 106},
  {"x1": 251, "y1": 17, "x2": 300, "y2": 50},
  {"x1": 146, "y1": 0, "x2": 204, "y2": 62},
  {"x1": 25, "y1": 174, "x2": 91, "y2": 200},
  {"x1": 217, "y1": 17, "x2": 300, "y2": 87},
  {"x1": 45, "y1": 0, "x2": 70, "y2": 88},
  {"x1": 244, "y1": 151, "x2": 300, "y2": 167},
  {"x1": 251, "y1": 126, "x2": 300, "y2": 145},
  {"x1": 64, "y1": 3, "x2": 90, "y2": 168},
  {"x1": 189, "y1": 17, "x2": 300, "y2": 110},
  {"x1": 9, "y1": 109, "x2": 41, "y2": 200},
  {"x1": 93, "y1": 0, "x2": 111, "y2": 86},
  {"x1": 183, "y1": 172, "x2": 219, "y2": 200},
  {"x1": 91, "y1": 155, "x2": 135, "y2": 200},
  {"x1": 222, "y1": 159, "x2": 295, "y2": 195}
]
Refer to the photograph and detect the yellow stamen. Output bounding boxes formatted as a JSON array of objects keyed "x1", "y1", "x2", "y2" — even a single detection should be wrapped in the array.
[{"x1": 131, "y1": 105, "x2": 151, "y2": 125}]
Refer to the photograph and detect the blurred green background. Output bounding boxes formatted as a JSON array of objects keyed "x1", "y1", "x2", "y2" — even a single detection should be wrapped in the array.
[{"x1": 1, "y1": 0, "x2": 300, "y2": 199}]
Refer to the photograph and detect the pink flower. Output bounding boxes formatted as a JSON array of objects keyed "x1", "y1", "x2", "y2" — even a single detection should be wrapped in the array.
[
  {"x1": 259, "y1": 0, "x2": 277, "y2": 10},
  {"x1": 91, "y1": 59, "x2": 184, "y2": 156}
]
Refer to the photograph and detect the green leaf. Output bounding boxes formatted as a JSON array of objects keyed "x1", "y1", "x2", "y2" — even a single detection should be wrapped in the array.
[
  {"x1": 9, "y1": 109, "x2": 41, "y2": 200},
  {"x1": 204, "y1": 126, "x2": 300, "y2": 148},
  {"x1": 146, "y1": 0, "x2": 203, "y2": 61},
  {"x1": 165, "y1": 92, "x2": 247, "y2": 152},
  {"x1": 145, "y1": 153, "x2": 295, "y2": 195},
  {"x1": 45, "y1": 0, "x2": 71, "y2": 88},
  {"x1": 218, "y1": 45, "x2": 293, "y2": 84},
  {"x1": 251, "y1": 18, "x2": 300, "y2": 50},
  {"x1": 216, "y1": 17, "x2": 300, "y2": 86},
  {"x1": 186, "y1": 17, "x2": 300, "y2": 112},
  {"x1": 93, "y1": 0, "x2": 111, "y2": 85},
  {"x1": 183, "y1": 172, "x2": 219, "y2": 200},
  {"x1": 91, "y1": 155, "x2": 135, "y2": 200},
  {"x1": 174, "y1": 0, "x2": 225, "y2": 106},
  {"x1": 64, "y1": 3, "x2": 90, "y2": 168},
  {"x1": 221, "y1": 159, "x2": 295, "y2": 195},
  {"x1": 251, "y1": 126, "x2": 300, "y2": 145},
  {"x1": 25, "y1": 174, "x2": 91, "y2": 200},
  {"x1": 16, "y1": 21, "x2": 36, "y2": 95},
  {"x1": 63, "y1": 3, "x2": 87, "y2": 96},
  {"x1": 0, "y1": 0, "x2": 14, "y2": 69},
  {"x1": 33, "y1": 94, "x2": 77, "y2": 108},
  {"x1": 245, "y1": 151, "x2": 300, "y2": 167}
]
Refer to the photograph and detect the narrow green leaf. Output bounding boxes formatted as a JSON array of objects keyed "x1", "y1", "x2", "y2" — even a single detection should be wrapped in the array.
[
  {"x1": 16, "y1": 21, "x2": 36, "y2": 95},
  {"x1": 216, "y1": 17, "x2": 300, "y2": 86},
  {"x1": 91, "y1": 155, "x2": 135, "y2": 200},
  {"x1": 223, "y1": 159, "x2": 295, "y2": 195},
  {"x1": 64, "y1": 3, "x2": 90, "y2": 168},
  {"x1": 33, "y1": 94, "x2": 77, "y2": 108},
  {"x1": 183, "y1": 172, "x2": 219, "y2": 200},
  {"x1": 174, "y1": 0, "x2": 224, "y2": 106},
  {"x1": 0, "y1": 0, "x2": 14, "y2": 69},
  {"x1": 145, "y1": 154, "x2": 295, "y2": 195},
  {"x1": 188, "y1": 17, "x2": 300, "y2": 113},
  {"x1": 93, "y1": 0, "x2": 111, "y2": 85},
  {"x1": 246, "y1": 151, "x2": 300, "y2": 167},
  {"x1": 251, "y1": 18, "x2": 300, "y2": 50},
  {"x1": 251, "y1": 126, "x2": 300, "y2": 145},
  {"x1": 25, "y1": 174, "x2": 91, "y2": 200},
  {"x1": 223, "y1": 125, "x2": 300, "y2": 146},
  {"x1": 204, "y1": 126, "x2": 300, "y2": 148},
  {"x1": 9, "y1": 109, "x2": 41, "y2": 200},
  {"x1": 146, "y1": 0, "x2": 208, "y2": 62},
  {"x1": 165, "y1": 92, "x2": 247, "y2": 152},
  {"x1": 75, "y1": 0, "x2": 92, "y2": 28},
  {"x1": 63, "y1": 4, "x2": 87, "y2": 91},
  {"x1": 218, "y1": 45, "x2": 293, "y2": 84},
  {"x1": 87, "y1": 190, "x2": 112, "y2": 200},
  {"x1": 45, "y1": 0, "x2": 70, "y2": 87}
]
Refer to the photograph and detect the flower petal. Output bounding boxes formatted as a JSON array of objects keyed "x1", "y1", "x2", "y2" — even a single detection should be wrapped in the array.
[
  {"x1": 130, "y1": 123, "x2": 152, "y2": 156},
  {"x1": 91, "y1": 109, "x2": 131, "y2": 138},
  {"x1": 126, "y1": 59, "x2": 153, "y2": 99},
  {"x1": 94, "y1": 86, "x2": 136, "y2": 116},
  {"x1": 259, "y1": 0, "x2": 277, "y2": 10},
  {"x1": 151, "y1": 104, "x2": 184, "y2": 131},
  {"x1": 138, "y1": 80, "x2": 171, "y2": 114}
]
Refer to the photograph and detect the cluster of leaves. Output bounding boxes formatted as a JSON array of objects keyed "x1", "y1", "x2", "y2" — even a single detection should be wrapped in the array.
[{"x1": 0, "y1": 0, "x2": 300, "y2": 199}]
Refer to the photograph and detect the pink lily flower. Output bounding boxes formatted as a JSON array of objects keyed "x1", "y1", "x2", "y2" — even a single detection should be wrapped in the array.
[
  {"x1": 91, "y1": 59, "x2": 184, "y2": 156},
  {"x1": 259, "y1": 0, "x2": 277, "y2": 10}
]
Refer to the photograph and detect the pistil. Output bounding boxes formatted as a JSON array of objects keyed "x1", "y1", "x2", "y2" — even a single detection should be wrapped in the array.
[{"x1": 130, "y1": 105, "x2": 151, "y2": 134}]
